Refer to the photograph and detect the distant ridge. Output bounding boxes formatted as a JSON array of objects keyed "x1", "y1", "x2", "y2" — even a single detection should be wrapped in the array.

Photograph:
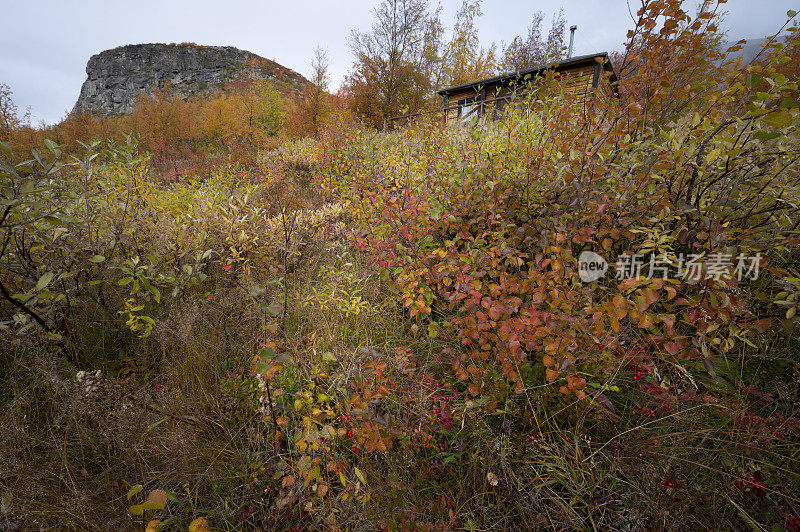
[{"x1": 71, "y1": 43, "x2": 309, "y2": 117}]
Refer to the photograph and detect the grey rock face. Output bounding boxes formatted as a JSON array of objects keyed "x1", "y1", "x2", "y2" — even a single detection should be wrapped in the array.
[{"x1": 72, "y1": 43, "x2": 308, "y2": 117}]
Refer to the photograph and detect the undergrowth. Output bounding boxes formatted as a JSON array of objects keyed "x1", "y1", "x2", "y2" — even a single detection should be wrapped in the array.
[{"x1": 1, "y1": 2, "x2": 800, "y2": 531}]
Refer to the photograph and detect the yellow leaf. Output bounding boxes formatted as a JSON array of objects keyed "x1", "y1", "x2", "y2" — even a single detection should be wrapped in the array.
[
  {"x1": 145, "y1": 520, "x2": 161, "y2": 532},
  {"x1": 638, "y1": 313, "x2": 655, "y2": 329},
  {"x1": 188, "y1": 517, "x2": 211, "y2": 532},
  {"x1": 354, "y1": 467, "x2": 366, "y2": 485},
  {"x1": 128, "y1": 503, "x2": 145, "y2": 516},
  {"x1": 126, "y1": 484, "x2": 143, "y2": 500}
]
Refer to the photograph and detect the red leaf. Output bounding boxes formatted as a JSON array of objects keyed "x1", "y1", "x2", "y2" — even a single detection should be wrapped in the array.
[
  {"x1": 584, "y1": 387, "x2": 620, "y2": 422},
  {"x1": 664, "y1": 341, "x2": 680, "y2": 356},
  {"x1": 753, "y1": 318, "x2": 771, "y2": 333}
]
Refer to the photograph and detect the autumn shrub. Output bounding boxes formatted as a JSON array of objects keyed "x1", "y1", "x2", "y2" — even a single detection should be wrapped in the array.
[
  {"x1": 0, "y1": 131, "x2": 344, "y2": 527},
  {"x1": 277, "y1": 137, "x2": 321, "y2": 174},
  {"x1": 324, "y1": 1, "x2": 800, "y2": 431},
  {"x1": 2, "y1": 2, "x2": 799, "y2": 529},
  {"x1": 281, "y1": 6, "x2": 800, "y2": 525}
]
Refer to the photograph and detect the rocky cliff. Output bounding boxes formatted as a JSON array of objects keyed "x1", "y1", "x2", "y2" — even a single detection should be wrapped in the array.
[{"x1": 72, "y1": 43, "x2": 308, "y2": 117}]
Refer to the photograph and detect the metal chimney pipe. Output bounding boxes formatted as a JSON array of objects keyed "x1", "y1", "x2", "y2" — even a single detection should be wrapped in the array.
[{"x1": 568, "y1": 25, "x2": 577, "y2": 58}]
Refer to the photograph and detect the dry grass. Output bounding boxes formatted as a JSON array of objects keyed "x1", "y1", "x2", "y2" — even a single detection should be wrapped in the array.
[{"x1": 1, "y1": 162, "x2": 799, "y2": 531}]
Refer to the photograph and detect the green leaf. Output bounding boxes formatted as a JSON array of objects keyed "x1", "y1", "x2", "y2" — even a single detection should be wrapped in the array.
[
  {"x1": 753, "y1": 131, "x2": 781, "y2": 142},
  {"x1": 0, "y1": 141, "x2": 11, "y2": 159},
  {"x1": 780, "y1": 97, "x2": 799, "y2": 109},
  {"x1": 788, "y1": 9, "x2": 797, "y2": 17},
  {"x1": 157, "y1": 517, "x2": 176, "y2": 530},
  {"x1": 89, "y1": 255, "x2": 105, "y2": 263},
  {"x1": 44, "y1": 216, "x2": 65, "y2": 227},
  {"x1": 249, "y1": 284, "x2": 265, "y2": 297},
  {"x1": 36, "y1": 271, "x2": 54, "y2": 291},
  {"x1": 31, "y1": 149, "x2": 46, "y2": 168},
  {"x1": 763, "y1": 108, "x2": 793, "y2": 128},
  {"x1": 259, "y1": 347, "x2": 276, "y2": 358},
  {"x1": 0, "y1": 157, "x2": 19, "y2": 179},
  {"x1": 149, "y1": 285, "x2": 161, "y2": 303},
  {"x1": 265, "y1": 301, "x2": 282, "y2": 316},
  {"x1": 145, "y1": 416, "x2": 170, "y2": 433},
  {"x1": 43, "y1": 139, "x2": 61, "y2": 158}
]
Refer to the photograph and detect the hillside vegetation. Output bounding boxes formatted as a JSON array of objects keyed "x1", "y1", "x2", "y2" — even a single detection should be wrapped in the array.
[{"x1": 1, "y1": 1, "x2": 800, "y2": 531}]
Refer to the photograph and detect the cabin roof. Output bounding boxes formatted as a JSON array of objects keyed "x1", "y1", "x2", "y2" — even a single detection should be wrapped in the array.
[{"x1": 436, "y1": 52, "x2": 614, "y2": 96}]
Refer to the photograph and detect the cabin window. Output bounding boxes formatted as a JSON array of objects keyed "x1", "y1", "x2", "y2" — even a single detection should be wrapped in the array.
[{"x1": 457, "y1": 96, "x2": 481, "y2": 123}]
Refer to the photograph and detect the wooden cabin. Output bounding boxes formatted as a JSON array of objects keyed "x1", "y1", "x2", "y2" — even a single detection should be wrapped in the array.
[{"x1": 437, "y1": 52, "x2": 616, "y2": 126}]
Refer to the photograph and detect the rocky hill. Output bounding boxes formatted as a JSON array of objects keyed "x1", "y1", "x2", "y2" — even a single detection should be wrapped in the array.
[{"x1": 72, "y1": 43, "x2": 309, "y2": 117}]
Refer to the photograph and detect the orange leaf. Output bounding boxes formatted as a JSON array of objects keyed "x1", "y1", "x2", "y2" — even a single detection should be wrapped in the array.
[
  {"x1": 664, "y1": 285, "x2": 677, "y2": 301},
  {"x1": 612, "y1": 294, "x2": 628, "y2": 319},
  {"x1": 609, "y1": 313, "x2": 620, "y2": 333},
  {"x1": 146, "y1": 489, "x2": 167, "y2": 509}
]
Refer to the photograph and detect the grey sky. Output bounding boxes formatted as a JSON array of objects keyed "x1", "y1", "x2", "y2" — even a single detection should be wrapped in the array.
[{"x1": 1, "y1": 0, "x2": 797, "y2": 125}]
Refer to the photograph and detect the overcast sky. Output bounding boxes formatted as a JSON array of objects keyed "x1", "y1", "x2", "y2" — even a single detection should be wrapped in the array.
[{"x1": 1, "y1": 0, "x2": 797, "y2": 125}]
